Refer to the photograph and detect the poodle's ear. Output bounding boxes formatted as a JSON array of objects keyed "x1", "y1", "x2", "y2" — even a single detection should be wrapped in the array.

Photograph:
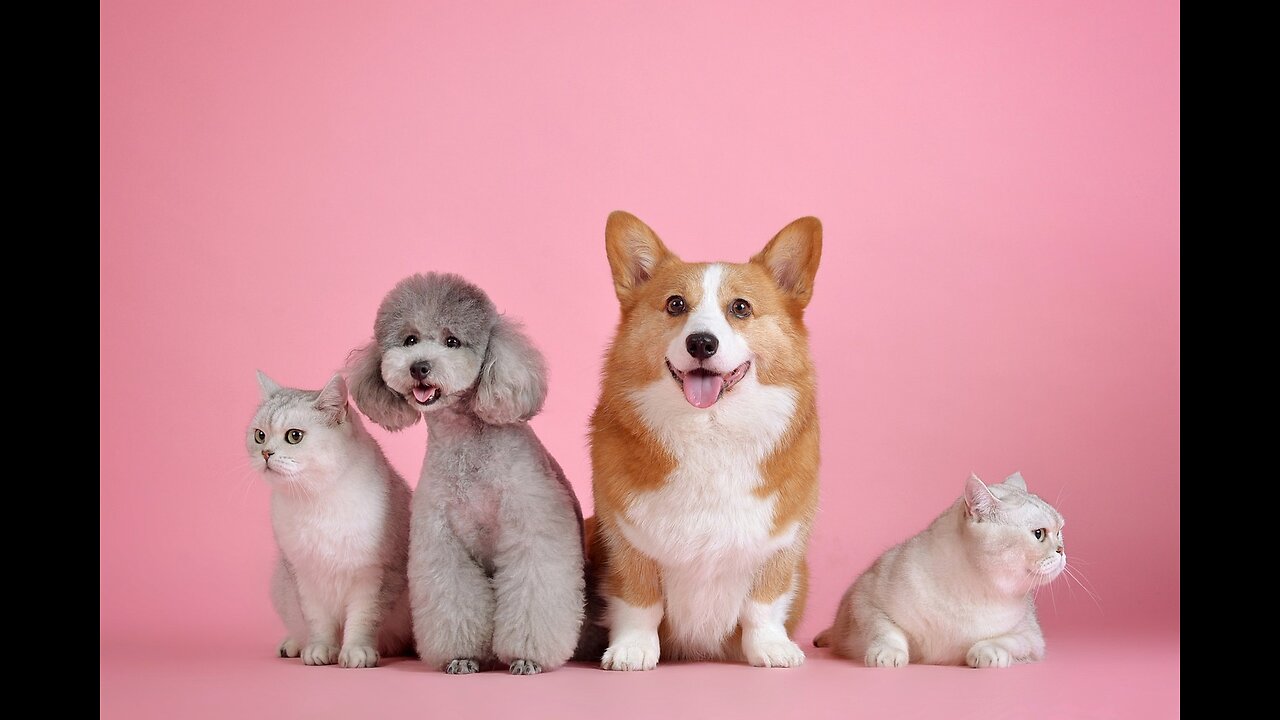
[
  {"x1": 345, "y1": 341, "x2": 421, "y2": 431},
  {"x1": 313, "y1": 373, "x2": 348, "y2": 425},
  {"x1": 471, "y1": 316, "x2": 548, "y2": 425},
  {"x1": 256, "y1": 370, "x2": 282, "y2": 399}
]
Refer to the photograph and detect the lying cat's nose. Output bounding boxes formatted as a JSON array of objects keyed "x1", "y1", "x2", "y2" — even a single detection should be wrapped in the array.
[
  {"x1": 1056, "y1": 546, "x2": 1064, "y2": 555},
  {"x1": 262, "y1": 450, "x2": 274, "y2": 461},
  {"x1": 410, "y1": 361, "x2": 432, "y2": 380}
]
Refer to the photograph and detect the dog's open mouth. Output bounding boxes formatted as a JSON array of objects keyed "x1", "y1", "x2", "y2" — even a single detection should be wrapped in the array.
[
  {"x1": 411, "y1": 383, "x2": 441, "y2": 406},
  {"x1": 666, "y1": 359, "x2": 750, "y2": 409}
]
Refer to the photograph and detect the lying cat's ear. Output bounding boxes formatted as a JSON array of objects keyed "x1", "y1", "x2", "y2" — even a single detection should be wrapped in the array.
[
  {"x1": 1003, "y1": 472, "x2": 1027, "y2": 491},
  {"x1": 256, "y1": 370, "x2": 282, "y2": 399},
  {"x1": 314, "y1": 374, "x2": 348, "y2": 425},
  {"x1": 964, "y1": 473, "x2": 1000, "y2": 519}
]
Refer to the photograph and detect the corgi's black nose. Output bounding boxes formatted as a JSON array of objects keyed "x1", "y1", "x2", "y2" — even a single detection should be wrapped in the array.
[
  {"x1": 410, "y1": 361, "x2": 432, "y2": 380},
  {"x1": 686, "y1": 333, "x2": 718, "y2": 359}
]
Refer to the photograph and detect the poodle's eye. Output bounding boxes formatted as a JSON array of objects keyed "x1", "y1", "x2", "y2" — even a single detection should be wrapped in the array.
[
  {"x1": 445, "y1": 336, "x2": 460, "y2": 348},
  {"x1": 1033, "y1": 528, "x2": 1046, "y2": 541},
  {"x1": 253, "y1": 429, "x2": 265, "y2": 444},
  {"x1": 403, "y1": 335, "x2": 418, "y2": 346},
  {"x1": 666, "y1": 296, "x2": 687, "y2": 315},
  {"x1": 730, "y1": 299, "x2": 752, "y2": 318},
  {"x1": 285, "y1": 429, "x2": 305, "y2": 444}
]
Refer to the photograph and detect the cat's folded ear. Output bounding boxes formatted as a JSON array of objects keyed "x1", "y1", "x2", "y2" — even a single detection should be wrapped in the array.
[
  {"x1": 346, "y1": 341, "x2": 421, "y2": 431},
  {"x1": 964, "y1": 473, "x2": 1001, "y2": 519},
  {"x1": 256, "y1": 370, "x2": 282, "y2": 399},
  {"x1": 1003, "y1": 472, "x2": 1027, "y2": 491},
  {"x1": 470, "y1": 316, "x2": 548, "y2": 425},
  {"x1": 313, "y1": 374, "x2": 349, "y2": 425}
]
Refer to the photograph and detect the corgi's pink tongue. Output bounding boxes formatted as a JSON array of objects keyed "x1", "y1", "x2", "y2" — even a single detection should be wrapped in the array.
[
  {"x1": 412, "y1": 386, "x2": 433, "y2": 403},
  {"x1": 683, "y1": 373, "x2": 723, "y2": 409}
]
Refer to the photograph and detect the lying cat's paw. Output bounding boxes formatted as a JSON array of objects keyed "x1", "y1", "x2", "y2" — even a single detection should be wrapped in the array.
[
  {"x1": 966, "y1": 641, "x2": 1012, "y2": 669},
  {"x1": 865, "y1": 643, "x2": 908, "y2": 668},
  {"x1": 278, "y1": 637, "x2": 302, "y2": 658},
  {"x1": 339, "y1": 645, "x2": 379, "y2": 668},
  {"x1": 445, "y1": 658, "x2": 480, "y2": 674},
  {"x1": 509, "y1": 659, "x2": 541, "y2": 675},
  {"x1": 301, "y1": 644, "x2": 339, "y2": 666},
  {"x1": 744, "y1": 637, "x2": 806, "y2": 668}
]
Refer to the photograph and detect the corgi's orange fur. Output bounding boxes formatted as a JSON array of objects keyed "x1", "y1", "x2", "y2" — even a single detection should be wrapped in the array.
[{"x1": 589, "y1": 211, "x2": 822, "y2": 670}]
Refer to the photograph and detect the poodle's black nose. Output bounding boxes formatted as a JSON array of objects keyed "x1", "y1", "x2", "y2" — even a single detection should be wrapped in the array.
[
  {"x1": 685, "y1": 333, "x2": 718, "y2": 359},
  {"x1": 410, "y1": 361, "x2": 432, "y2": 380}
]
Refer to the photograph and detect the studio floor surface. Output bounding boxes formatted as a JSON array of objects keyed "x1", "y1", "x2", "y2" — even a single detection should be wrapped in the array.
[{"x1": 101, "y1": 630, "x2": 1178, "y2": 719}]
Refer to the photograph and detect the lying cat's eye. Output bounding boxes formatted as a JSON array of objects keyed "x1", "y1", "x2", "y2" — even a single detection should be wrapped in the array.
[
  {"x1": 253, "y1": 429, "x2": 265, "y2": 444},
  {"x1": 403, "y1": 335, "x2": 418, "y2": 346},
  {"x1": 666, "y1": 295, "x2": 687, "y2": 315},
  {"x1": 285, "y1": 429, "x2": 305, "y2": 444},
  {"x1": 1033, "y1": 529, "x2": 1046, "y2": 541},
  {"x1": 445, "y1": 336, "x2": 461, "y2": 348},
  {"x1": 730, "y1": 299, "x2": 752, "y2": 318}
]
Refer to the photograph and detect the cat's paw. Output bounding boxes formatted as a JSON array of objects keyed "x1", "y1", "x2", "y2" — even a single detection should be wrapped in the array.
[
  {"x1": 301, "y1": 643, "x2": 339, "y2": 666},
  {"x1": 601, "y1": 636, "x2": 660, "y2": 671},
  {"x1": 278, "y1": 637, "x2": 302, "y2": 658},
  {"x1": 339, "y1": 645, "x2": 379, "y2": 668},
  {"x1": 966, "y1": 641, "x2": 1012, "y2": 669},
  {"x1": 744, "y1": 636, "x2": 806, "y2": 668},
  {"x1": 509, "y1": 659, "x2": 542, "y2": 675},
  {"x1": 445, "y1": 658, "x2": 481, "y2": 674},
  {"x1": 865, "y1": 643, "x2": 908, "y2": 668}
]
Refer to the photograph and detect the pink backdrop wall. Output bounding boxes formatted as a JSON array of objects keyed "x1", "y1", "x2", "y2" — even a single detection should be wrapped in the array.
[{"x1": 101, "y1": 0, "x2": 1179, "y2": 652}]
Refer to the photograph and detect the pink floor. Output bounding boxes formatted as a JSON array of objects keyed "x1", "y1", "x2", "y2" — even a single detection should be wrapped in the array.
[{"x1": 101, "y1": 631, "x2": 1178, "y2": 719}]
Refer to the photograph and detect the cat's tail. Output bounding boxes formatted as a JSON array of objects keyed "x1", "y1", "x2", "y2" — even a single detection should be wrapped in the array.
[{"x1": 813, "y1": 628, "x2": 831, "y2": 648}]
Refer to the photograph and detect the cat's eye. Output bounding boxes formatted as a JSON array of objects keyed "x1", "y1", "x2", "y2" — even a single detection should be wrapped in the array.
[
  {"x1": 1033, "y1": 528, "x2": 1046, "y2": 541},
  {"x1": 253, "y1": 429, "x2": 265, "y2": 444},
  {"x1": 285, "y1": 429, "x2": 305, "y2": 444},
  {"x1": 730, "y1": 299, "x2": 752, "y2": 318},
  {"x1": 445, "y1": 336, "x2": 460, "y2": 348},
  {"x1": 403, "y1": 335, "x2": 419, "y2": 346},
  {"x1": 666, "y1": 296, "x2": 687, "y2": 315}
]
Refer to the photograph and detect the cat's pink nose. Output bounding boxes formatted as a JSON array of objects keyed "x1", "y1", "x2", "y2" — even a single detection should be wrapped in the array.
[
  {"x1": 262, "y1": 450, "x2": 274, "y2": 461},
  {"x1": 1056, "y1": 546, "x2": 1064, "y2": 555}
]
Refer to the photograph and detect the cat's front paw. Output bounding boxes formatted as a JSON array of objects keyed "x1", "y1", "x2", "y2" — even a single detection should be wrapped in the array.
[
  {"x1": 509, "y1": 659, "x2": 541, "y2": 675},
  {"x1": 445, "y1": 658, "x2": 481, "y2": 674},
  {"x1": 301, "y1": 644, "x2": 339, "y2": 666},
  {"x1": 865, "y1": 643, "x2": 908, "y2": 668},
  {"x1": 339, "y1": 645, "x2": 379, "y2": 668},
  {"x1": 601, "y1": 635, "x2": 660, "y2": 671},
  {"x1": 278, "y1": 637, "x2": 302, "y2": 658},
  {"x1": 966, "y1": 641, "x2": 1012, "y2": 669},
  {"x1": 744, "y1": 636, "x2": 806, "y2": 668}
]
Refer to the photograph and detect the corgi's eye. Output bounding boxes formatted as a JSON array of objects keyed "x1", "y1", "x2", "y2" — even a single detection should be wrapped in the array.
[
  {"x1": 403, "y1": 335, "x2": 418, "y2": 346},
  {"x1": 730, "y1": 299, "x2": 752, "y2": 318},
  {"x1": 253, "y1": 429, "x2": 265, "y2": 444},
  {"x1": 445, "y1": 336, "x2": 460, "y2": 348},
  {"x1": 1033, "y1": 528, "x2": 1046, "y2": 541},
  {"x1": 285, "y1": 429, "x2": 305, "y2": 444},
  {"x1": 666, "y1": 296, "x2": 687, "y2": 315}
]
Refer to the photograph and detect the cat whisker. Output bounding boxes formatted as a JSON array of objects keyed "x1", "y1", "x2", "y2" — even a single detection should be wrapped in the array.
[{"x1": 1063, "y1": 565, "x2": 1103, "y2": 610}]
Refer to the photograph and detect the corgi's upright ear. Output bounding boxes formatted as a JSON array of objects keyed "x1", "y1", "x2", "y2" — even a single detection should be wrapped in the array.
[
  {"x1": 605, "y1": 211, "x2": 677, "y2": 302},
  {"x1": 751, "y1": 217, "x2": 823, "y2": 308}
]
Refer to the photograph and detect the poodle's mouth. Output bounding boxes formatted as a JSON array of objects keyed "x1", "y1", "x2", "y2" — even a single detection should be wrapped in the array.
[
  {"x1": 411, "y1": 383, "x2": 441, "y2": 406},
  {"x1": 666, "y1": 359, "x2": 750, "y2": 409}
]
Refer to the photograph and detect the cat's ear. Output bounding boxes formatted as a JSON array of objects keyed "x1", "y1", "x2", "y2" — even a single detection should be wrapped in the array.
[
  {"x1": 470, "y1": 316, "x2": 547, "y2": 425},
  {"x1": 964, "y1": 473, "x2": 1001, "y2": 519},
  {"x1": 346, "y1": 341, "x2": 421, "y2": 431},
  {"x1": 1003, "y1": 472, "x2": 1027, "y2": 491},
  {"x1": 313, "y1": 374, "x2": 348, "y2": 425},
  {"x1": 256, "y1": 370, "x2": 282, "y2": 399},
  {"x1": 750, "y1": 216, "x2": 823, "y2": 308},
  {"x1": 605, "y1": 211, "x2": 678, "y2": 302}
]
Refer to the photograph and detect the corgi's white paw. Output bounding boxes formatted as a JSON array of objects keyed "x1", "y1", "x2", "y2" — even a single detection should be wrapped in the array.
[
  {"x1": 744, "y1": 636, "x2": 805, "y2": 668},
  {"x1": 601, "y1": 635, "x2": 659, "y2": 671}
]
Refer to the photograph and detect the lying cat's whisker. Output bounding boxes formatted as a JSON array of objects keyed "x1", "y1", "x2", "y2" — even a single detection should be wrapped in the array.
[{"x1": 1063, "y1": 565, "x2": 1103, "y2": 610}]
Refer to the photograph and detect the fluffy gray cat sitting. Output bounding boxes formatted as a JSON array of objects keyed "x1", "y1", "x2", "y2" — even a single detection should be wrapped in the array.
[
  {"x1": 815, "y1": 473, "x2": 1065, "y2": 668},
  {"x1": 248, "y1": 372, "x2": 413, "y2": 667},
  {"x1": 349, "y1": 273, "x2": 585, "y2": 675}
]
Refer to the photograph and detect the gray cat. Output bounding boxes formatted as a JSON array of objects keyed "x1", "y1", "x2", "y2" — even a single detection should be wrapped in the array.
[{"x1": 248, "y1": 372, "x2": 413, "y2": 667}]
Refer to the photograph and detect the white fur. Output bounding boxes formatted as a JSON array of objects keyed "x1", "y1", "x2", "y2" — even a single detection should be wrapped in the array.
[
  {"x1": 665, "y1": 264, "x2": 751, "y2": 375},
  {"x1": 601, "y1": 600, "x2": 663, "y2": 671},
  {"x1": 740, "y1": 579, "x2": 804, "y2": 668}
]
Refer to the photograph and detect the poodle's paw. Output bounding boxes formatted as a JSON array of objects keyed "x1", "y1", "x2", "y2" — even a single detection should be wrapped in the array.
[
  {"x1": 601, "y1": 635, "x2": 659, "y2": 671},
  {"x1": 278, "y1": 637, "x2": 302, "y2": 658},
  {"x1": 865, "y1": 643, "x2": 908, "y2": 668},
  {"x1": 966, "y1": 641, "x2": 1012, "y2": 669},
  {"x1": 445, "y1": 658, "x2": 481, "y2": 674},
  {"x1": 339, "y1": 645, "x2": 379, "y2": 668},
  {"x1": 744, "y1": 635, "x2": 806, "y2": 668},
  {"x1": 509, "y1": 659, "x2": 542, "y2": 675},
  {"x1": 301, "y1": 643, "x2": 339, "y2": 666}
]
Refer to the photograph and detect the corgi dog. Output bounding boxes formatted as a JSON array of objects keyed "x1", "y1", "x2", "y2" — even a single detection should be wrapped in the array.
[{"x1": 588, "y1": 211, "x2": 822, "y2": 670}]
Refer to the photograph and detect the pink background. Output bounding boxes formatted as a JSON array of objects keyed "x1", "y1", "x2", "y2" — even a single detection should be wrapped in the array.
[{"x1": 101, "y1": 1, "x2": 1179, "y2": 717}]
